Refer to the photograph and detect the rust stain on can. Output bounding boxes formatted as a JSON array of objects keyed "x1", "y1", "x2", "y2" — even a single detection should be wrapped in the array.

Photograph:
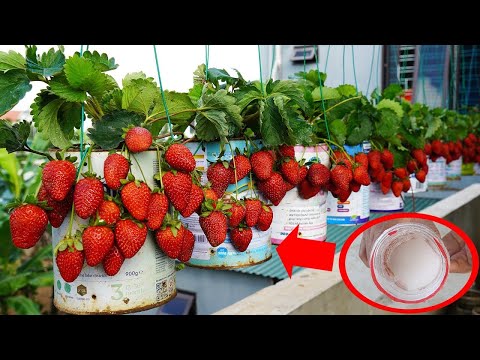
[{"x1": 186, "y1": 255, "x2": 272, "y2": 270}]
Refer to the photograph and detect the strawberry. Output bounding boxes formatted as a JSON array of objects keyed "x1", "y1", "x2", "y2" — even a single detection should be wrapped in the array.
[
  {"x1": 380, "y1": 149, "x2": 394, "y2": 169},
  {"x1": 82, "y1": 226, "x2": 115, "y2": 266},
  {"x1": 204, "y1": 188, "x2": 218, "y2": 202},
  {"x1": 284, "y1": 180, "x2": 296, "y2": 191},
  {"x1": 257, "y1": 172, "x2": 287, "y2": 206},
  {"x1": 334, "y1": 150, "x2": 353, "y2": 169},
  {"x1": 124, "y1": 127, "x2": 152, "y2": 153},
  {"x1": 74, "y1": 176, "x2": 104, "y2": 219},
  {"x1": 165, "y1": 144, "x2": 196, "y2": 173},
  {"x1": 424, "y1": 143, "x2": 432, "y2": 156},
  {"x1": 331, "y1": 164, "x2": 353, "y2": 192},
  {"x1": 230, "y1": 227, "x2": 253, "y2": 252},
  {"x1": 146, "y1": 192, "x2": 169, "y2": 230},
  {"x1": 229, "y1": 155, "x2": 251, "y2": 184},
  {"x1": 431, "y1": 140, "x2": 443, "y2": 155},
  {"x1": 98, "y1": 200, "x2": 121, "y2": 225},
  {"x1": 407, "y1": 159, "x2": 418, "y2": 174},
  {"x1": 298, "y1": 165, "x2": 308, "y2": 182},
  {"x1": 155, "y1": 220, "x2": 185, "y2": 259},
  {"x1": 350, "y1": 180, "x2": 362, "y2": 193},
  {"x1": 278, "y1": 144, "x2": 295, "y2": 158},
  {"x1": 353, "y1": 165, "x2": 370, "y2": 186},
  {"x1": 207, "y1": 161, "x2": 231, "y2": 198},
  {"x1": 280, "y1": 157, "x2": 300, "y2": 185},
  {"x1": 228, "y1": 201, "x2": 246, "y2": 228},
  {"x1": 257, "y1": 204, "x2": 273, "y2": 231},
  {"x1": 391, "y1": 181, "x2": 404, "y2": 197},
  {"x1": 354, "y1": 153, "x2": 369, "y2": 168},
  {"x1": 380, "y1": 183, "x2": 391, "y2": 195},
  {"x1": 163, "y1": 171, "x2": 192, "y2": 212},
  {"x1": 9, "y1": 204, "x2": 48, "y2": 249},
  {"x1": 180, "y1": 184, "x2": 203, "y2": 218},
  {"x1": 307, "y1": 163, "x2": 330, "y2": 187},
  {"x1": 412, "y1": 149, "x2": 427, "y2": 167},
  {"x1": 199, "y1": 211, "x2": 228, "y2": 247},
  {"x1": 367, "y1": 150, "x2": 382, "y2": 170},
  {"x1": 178, "y1": 228, "x2": 195, "y2": 262},
  {"x1": 393, "y1": 167, "x2": 408, "y2": 179},
  {"x1": 56, "y1": 243, "x2": 84, "y2": 283},
  {"x1": 37, "y1": 184, "x2": 73, "y2": 228},
  {"x1": 120, "y1": 180, "x2": 151, "y2": 221},
  {"x1": 381, "y1": 171, "x2": 393, "y2": 191},
  {"x1": 337, "y1": 188, "x2": 352, "y2": 203},
  {"x1": 250, "y1": 150, "x2": 274, "y2": 180},
  {"x1": 102, "y1": 245, "x2": 124, "y2": 276},
  {"x1": 104, "y1": 153, "x2": 130, "y2": 190},
  {"x1": 441, "y1": 143, "x2": 450, "y2": 158},
  {"x1": 42, "y1": 160, "x2": 76, "y2": 201},
  {"x1": 115, "y1": 219, "x2": 148, "y2": 258},
  {"x1": 370, "y1": 167, "x2": 385, "y2": 182},
  {"x1": 415, "y1": 169, "x2": 426, "y2": 183},
  {"x1": 267, "y1": 150, "x2": 278, "y2": 163},
  {"x1": 244, "y1": 199, "x2": 262, "y2": 227},
  {"x1": 298, "y1": 179, "x2": 321, "y2": 199},
  {"x1": 402, "y1": 178, "x2": 411, "y2": 192}
]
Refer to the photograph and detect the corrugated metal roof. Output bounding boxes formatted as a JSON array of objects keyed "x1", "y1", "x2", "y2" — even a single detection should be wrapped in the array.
[{"x1": 232, "y1": 196, "x2": 440, "y2": 280}]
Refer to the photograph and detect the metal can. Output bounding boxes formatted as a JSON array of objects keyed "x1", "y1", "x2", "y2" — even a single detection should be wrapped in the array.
[
  {"x1": 369, "y1": 182, "x2": 404, "y2": 212},
  {"x1": 446, "y1": 157, "x2": 462, "y2": 180},
  {"x1": 426, "y1": 157, "x2": 447, "y2": 188}
]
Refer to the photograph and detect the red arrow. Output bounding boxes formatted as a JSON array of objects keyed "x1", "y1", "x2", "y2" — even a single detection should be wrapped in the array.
[{"x1": 276, "y1": 225, "x2": 336, "y2": 278}]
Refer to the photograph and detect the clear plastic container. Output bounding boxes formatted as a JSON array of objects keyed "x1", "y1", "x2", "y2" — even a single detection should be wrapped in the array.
[{"x1": 370, "y1": 223, "x2": 450, "y2": 303}]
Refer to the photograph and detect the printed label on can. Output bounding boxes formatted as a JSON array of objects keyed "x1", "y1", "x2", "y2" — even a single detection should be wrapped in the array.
[
  {"x1": 446, "y1": 157, "x2": 462, "y2": 180},
  {"x1": 369, "y1": 182, "x2": 404, "y2": 212},
  {"x1": 407, "y1": 173, "x2": 428, "y2": 193},
  {"x1": 427, "y1": 157, "x2": 447, "y2": 186},
  {"x1": 475, "y1": 163, "x2": 480, "y2": 175}
]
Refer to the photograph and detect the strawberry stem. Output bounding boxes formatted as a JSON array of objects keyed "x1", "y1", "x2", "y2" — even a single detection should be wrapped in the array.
[{"x1": 131, "y1": 154, "x2": 148, "y2": 184}]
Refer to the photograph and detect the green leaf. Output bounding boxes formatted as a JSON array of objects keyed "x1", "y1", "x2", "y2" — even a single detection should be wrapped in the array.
[
  {"x1": 122, "y1": 78, "x2": 158, "y2": 117},
  {"x1": 123, "y1": 72, "x2": 154, "y2": 86},
  {"x1": 376, "y1": 99, "x2": 404, "y2": 118},
  {"x1": 101, "y1": 88, "x2": 123, "y2": 113},
  {"x1": 376, "y1": 108, "x2": 400, "y2": 139},
  {"x1": 336, "y1": 84, "x2": 357, "y2": 97},
  {"x1": 5, "y1": 296, "x2": 41, "y2": 315},
  {"x1": 425, "y1": 116, "x2": 442, "y2": 139},
  {"x1": 259, "y1": 96, "x2": 293, "y2": 147},
  {"x1": 0, "y1": 120, "x2": 31, "y2": 153},
  {"x1": 345, "y1": 112, "x2": 372, "y2": 145},
  {"x1": 0, "y1": 273, "x2": 30, "y2": 296},
  {"x1": 329, "y1": 119, "x2": 347, "y2": 146},
  {"x1": 312, "y1": 86, "x2": 340, "y2": 101},
  {"x1": 188, "y1": 83, "x2": 203, "y2": 106},
  {"x1": 0, "y1": 50, "x2": 26, "y2": 72},
  {"x1": 382, "y1": 84, "x2": 403, "y2": 100},
  {"x1": 25, "y1": 46, "x2": 65, "y2": 77},
  {"x1": 49, "y1": 75, "x2": 87, "y2": 102},
  {"x1": 28, "y1": 271, "x2": 54, "y2": 287},
  {"x1": 195, "y1": 109, "x2": 229, "y2": 144},
  {"x1": 234, "y1": 84, "x2": 263, "y2": 112},
  {"x1": 81, "y1": 50, "x2": 118, "y2": 72},
  {"x1": 0, "y1": 70, "x2": 32, "y2": 116},
  {"x1": 289, "y1": 117, "x2": 313, "y2": 145},
  {"x1": 88, "y1": 110, "x2": 143, "y2": 150},
  {"x1": 0, "y1": 148, "x2": 21, "y2": 197},
  {"x1": 269, "y1": 80, "x2": 309, "y2": 111},
  {"x1": 391, "y1": 147, "x2": 409, "y2": 168}
]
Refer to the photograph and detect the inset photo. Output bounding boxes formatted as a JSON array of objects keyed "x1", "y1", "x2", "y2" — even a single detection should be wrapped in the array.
[{"x1": 340, "y1": 213, "x2": 479, "y2": 313}]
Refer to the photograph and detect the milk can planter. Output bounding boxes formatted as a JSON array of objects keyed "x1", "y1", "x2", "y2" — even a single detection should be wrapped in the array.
[
  {"x1": 426, "y1": 156, "x2": 447, "y2": 189},
  {"x1": 446, "y1": 157, "x2": 462, "y2": 180}
]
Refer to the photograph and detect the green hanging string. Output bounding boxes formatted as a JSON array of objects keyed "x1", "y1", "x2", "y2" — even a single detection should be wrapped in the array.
[
  {"x1": 376, "y1": 45, "x2": 381, "y2": 95},
  {"x1": 324, "y1": 45, "x2": 331, "y2": 73},
  {"x1": 205, "y1": 45, "x2": 210, "y2": 80},
  {"x1": 342, "y1": 45, "x2": 346, "y2": 84},
  {"x1": 257, "y1": 45, "x2": 265, "y2": 96},
  {"x1": 153, "y1": 45, "x2": 174, "y2": 140},
  {"x1": 270, "y1": 45, "x2": 276, "y2": 79},
  {"x1": 366, "y1": 45, "x2": 376, "y2": 96},
  {"x1": 351, "y1": 45, "x2": 358, "y2": 94},
  {"x1": 420, "y1": 46, "x2": 427, "y2": 104},
  {"x1": 314, "y1": 45, "x2": 331, "y2": 140},
  {"x1": 303, "y1": 45, "x2": 307, "y2": 76},
  {"x1": 79, "y1": 45, "x2": 86, "y2": 157}
]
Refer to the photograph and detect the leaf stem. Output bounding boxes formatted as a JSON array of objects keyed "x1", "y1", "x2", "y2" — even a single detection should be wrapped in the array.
[
  {"x1": 318, "y1": 96, "x2": 362, "y2": 118},
  {"x1": 24, "y1": 145, "x2": 53, "y2": 161},
  {"x1": 131, "y1": 154, "x2": 148, "y2": 184}
]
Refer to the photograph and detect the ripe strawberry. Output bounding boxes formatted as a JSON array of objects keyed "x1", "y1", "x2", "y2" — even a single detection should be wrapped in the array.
[
  {"x1": 155, "y1": 223, "x2": 185, "y2": 259},
  {"x1": 180, "y1": 184, "x2": 203, "y2": 218},
  {"x1": 74, "y1": 177, "x2": 104, "y2": 219},
  {"x1": 298, "y1": 179, "x2": 321, "y2": 199},
  {"x1": 280, "y1": 157, "x2": 300, "y2": 185},
  {"x1": 367, "y1": 150, "x2": 382, "y2": 170},
  {"x1": 380, "y1": 149, "x2": 394, "y2": 169},
  {"x1": 82, "y1": 226, "x2": 115, "y2": 266},
  {"x1": 121, "y1": 181, "x2": 151, "y2": 221},
  {"x1": 10, "y1": 204, "x2": 48, "y2": 249},
  {"x1": 407, "y1": 159, "x2": 418, "y2": 174},
  {"x1": 37, "y1": 184, "x2": 73, "y2": 228},
  {"x1": 350, "y1": 180, "x2": 361, "y2": 193},
  {"x1": 441, "y1": 143, "x2": 450, "y2": 158},
  {"x1": 250, "y1": 150, "x2": 274, "y2": 180},
  {"x1": 278, "y1": 144, "x2": 295, "y2": 158},
  {"x1": 298, "y1": 165, "x2": 308, "y2": 182},
  {"x1": 415, "y1": 169, "x2": 426, "y2": 183},
  {"x1": 391, "y1": 181, "x2": 403, "y2": 197},
  {"x1": 102, "y1": 245, "x2": 124, "y2": 276},
  {"x1": 402, "y1": 178, "x2": 411, "y2": 192},
  {"x1": 163, "y1": 171, "x2": 192, "y2": 212},
  {"x1": 228, "y1": 201, "x2": 246, "y2": 228},
  {"x1": 412, "y1": 149, "x2": 427, "y2": 166},
  {"x1": 284, "y1": 180, "x2": 296, "y2": 191},
  {"x1": 353, "y1": 165, "x2": 370, "y2": 186},
  {"x1": 393, "y1": 167, "x2": 408, "y2": 179},
  {"x1": 371, "y1": 167, "x2": 386, "y2": 182},
  {"x1": 146, "y1": 192, "x2": 169, "y2": 230},
  {"x1": 431, "y1": 140, "x2": 443, "y2": 155},
  {"x1": 207, "y1": 161, "x2": 231, "y2": 198},
  {"x1": 42, "y1": 160, "x2": 76, "y2": 201},
  {"x1": 204, "y1": 188, "x2": 218, "y2": 202},
  {"x1": 165, "y1": 143, "x2": 196, "y2": 173},
  {"x1": 56, "y1": 244, "x2": 84, "y2": 283},
  {"x1": 381, "y1": 171, "x2": 393, "y2": 190},
  {"x1": 380, "y1": 182, "x2": 391, "y2": 195},
  {"x1": 199, "y1": 211, "x2": 228, "y2": 247},
  {"x1": 337, "y1": 188, "x2": 352, "y2": 203},
  {"x1": 98, "y1": 200, "x2": 121, "y2": 225},
  {"x1": 244, "y1": 199, "x2": 262, "y2": 227},
  {"x1": 229, "y1": 155, "x2": 251, "y2": 184},
  {"x1": 354, "y1": 153, "x2": 369, "y2": 168},
  {"x1": 331, "y1": 164, "x2": 353, "y2": 191},
  {"x1": 257, "y1": 172, "x2": 287, "y2": 206},
  {"x1": 424, "y1": 143, "x2": 432, "y2": 156},
  {"x1": 230, "y1": 227, "x2": 253, "y2": 252},
  {"x1": 124, "y1": 127, "x2": 152, "y2": 153},
  {"x1": 334, "y1": 150, "x2": 353, "y2": 169},
  {"x1": 178, "y1": 228, "x2": 195, "y2": 262},
  {"x1": 104, "y1": 153, "x2": 129, "y2": 190},
  {"x1": 307, "y1": 163, "x2": 330, "y2": 187},
  {"x1": 257, "y1": 204, "x2": 273, "y2": 231},
  {"x1": 115, "y1": 219, "x2": 148, "y2": 258}
]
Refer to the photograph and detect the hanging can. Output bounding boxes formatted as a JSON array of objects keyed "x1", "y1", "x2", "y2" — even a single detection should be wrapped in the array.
[
  {"x1": 406, "y1": 173, "x2": 428, "y2": 193},
  {"x1": 182, "y1": 140, "x2": 272, "y2": 269},
  {"x1": 475, "y1": 163, "x2": 480, "y2": 175},
  {"x1": 461, "y1": 162, "x2": 475, "y2": 176},
  {"x1": 270, "y1": 144, "x2": 330, "y2": 244},
  {"x1": 52, "y1": 150, "x2": 176, "y2": 314},
  {"x1": 446, "y1": 157, "x2": 462, "y2": 180},
  {"x1": 427, "y1": 156, "x2": 447, "y2": 188},
  {"x1": 369, "y1": 182, "x2": 404, "y2": 212},
  {"x1": 327, "y1": 141, "x2": 370, "y2": 225}
]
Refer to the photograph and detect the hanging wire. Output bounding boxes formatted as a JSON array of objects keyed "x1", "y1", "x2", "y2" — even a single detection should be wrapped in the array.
[
  {"x1": 351, "y1": 45, "x2": 358, "y2": 94},
  {"x1": 153, "y1": 45, "x2": 174, "y2": 140},
  {"x1": 205, "y1": 45, "x2": 210, "y2": 80},
  {"x1": 303, "y1": 45, "x2": 307, "y2": 76},
  {"x1": 269, "y1": 45, "x2": 276, "y2": 79},
  {"x1": 342, "y1": 45, "x2": 346, "y2": 83},
  {"x1": 419, "y1": 46, "x2": 427, "y2": 104},
  {"x1": 376, "y1": 45, "x2": 381, "y2": 95},
  {"x1": 257, "y1": 45, "x2": 265, "y2": 96},
  {"x1": 324, "y1": 45, "x2": 331, "y2": 73},
  {"x1": 366, "y1": 45, "x2": 376, "y2": 96},
  {"x1": 313, "y1": 45, "x2": 331, "y2": 140}
]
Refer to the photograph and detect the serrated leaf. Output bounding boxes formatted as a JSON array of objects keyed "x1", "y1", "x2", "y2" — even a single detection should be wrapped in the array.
[
  {"x1": 336, "y1": 84, "x2": 357, "y2": 97},
  {"x1": 376, "y1": 108, "x2": 400, "y2": 139},
  {"x1": 289, "y1": 117, "x2": 313, "y2": 145},
  {"x1": 0, "y1": 50, "x2": 26, "y2": 72},
  {"x1": 122, "y1": 78, "x2": 157, "y2": 117},
  {"x1": 151, "y1": 90, "x2": 195, "y2": 122},
  {"x1": 188, "y1": 83, "x2": 203, "y2": 105},
  {"x1": 382, "y1": 84, "x2": 403, "y2": 100},
  {"x1": 425, "y1": 116, "x2": 443, "y2": 139},
  {"x1": 6, "y1": 295, "x2": 41, "y2": 315},
  {"x1": 269, "y1": 80, "x2": 309, "y2": 111},
  {"x1": 234, "y1": 84, "x2": 263, "y2": 112},
  {"x1": 391, "y1": 147, "x2": 409, "y2": 168},
  {"x1": 376, "y1": 99, "x2": 404, "y2": 118},
  {"x1": 0, "y1": 120, "x2": 31, "y2": 153},
  {"x1": 259, "y1": 96, "x2": 293, "y2": 147},
  {"x1": 123, "y1": 72, "x2": 154, "y2": 86},
  {"x1": 312, "y1": 86, "x2": 340, "y2": 101},
  {"x1": 49, "y1": 76, "x2": 87, "y2": 102},
  {"x1": 0, "y1": 70, "x2": 32, "y2": 116},
  {"x1": 345, "y1": 112, "x2": 372, "y2": 145},
  {"x1": 195, "y1": 109, "x2": 229, "y2": 144},
  {"x1": 81, "y1": 50, "x2": 118, "y2": 72},
  {"x1": 25, "y1": 46, "x2": 65, "y2": 77},
  {"x1": 101, "y1": 88, "x2": 123, "y2": 113},
  {"x1": 35, "y1": 99, "x2": 74, "y2": 149},
  {"x1": 329, "y1": 119, "x2": 347, "y2": 146}
]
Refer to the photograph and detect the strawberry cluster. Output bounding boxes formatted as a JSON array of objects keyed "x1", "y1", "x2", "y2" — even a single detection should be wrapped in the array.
[
  {"x1": 460, "y1": 133, "x2": 480, "y2": 164},
  {"x1": 424, "y1": 139, "x2": 461, "y2": 164}
]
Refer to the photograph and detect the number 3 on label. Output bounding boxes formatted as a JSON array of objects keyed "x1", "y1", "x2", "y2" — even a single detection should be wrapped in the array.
[{"x1": 111, "y1": 284, "x2": 123, "y2": 300}]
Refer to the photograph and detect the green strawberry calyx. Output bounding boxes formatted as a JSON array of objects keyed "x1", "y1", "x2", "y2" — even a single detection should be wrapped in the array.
[{"x1": 54, "y1": 232, "x2": 83, "y2": 257}]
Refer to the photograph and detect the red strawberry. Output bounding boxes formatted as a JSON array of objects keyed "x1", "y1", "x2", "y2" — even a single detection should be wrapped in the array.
[
  {"x1": 180, "y1": 184, "x2": 203, "y2": 218},
  {"x1": 250, "y1": 150, "x2": 274, "y2": 180},
  {"x1": 431, "y1": 140, "x2": 443, "y2": 155},
  {"x1": 381, "y1": 171, "x2": 393, "y2": 190},
  {"x1": 298, "y1": 165, "x2": 308, "y2": 182},
  {"x1": 380, "y1": 183, "x2": 391, "y2": 195},
  {"x1": 120, "y1": 181, "x2": 151, "y2": 221},
  {"x1": 257, "y1": 204, "x2": 273, "y2": 231},
  {"x1": 391, "y1": 181, "x2": 403, "y2": 197},
  {"x1": 441, "y1": 143, "x2": 450, "y2": 158},
  {"x1": 367, "y1": 150, "x2": 382, "y2": 170},
  {"x1": 10, "y1": 204, "x2": 48, "y2": 249},
  {"x1": 415, "y1": 169, "x2": 426, "y2": 183},
  {"x1": 424, "y1": 143, "x2": 432, "y2": 156},
  {"x1": 146, "y1": 192, "x2": 169, "y2": 230},
  {"x1": 350, "y1": 180, "x2": 362, "y2": 193},
  {"x1": 354, "y1": 153, "x2": 369, "y2": 168},
  {"x1": 37, "y1": 184, "x2": 73, "y2": 228},
  {"x1": 229, "y1": 155, "x2": 251, "y2": 184},
  {"x1": 244, "y1": 199, "x2": 262, "y2": 227},
  {"x1": 393, "y1": 167, "x2": 408, "y2": 179},
  {"x1": 42, "y1": 160, "x2": 76, "y2": 201},
  {"x1": 267, "y1": 150, "x2": 278, "y2": 163},
  {"x1": 353, "y1": 165, "x2": 370, "y2": 186},
  {"x1": 115, "y1": 219, "x2": 148, "y2": 258},
  {"x1": 307, "y1": 163, "x2": 330, "y2": 187},
  {"x1": 155, "y1": 223, "x2": 185, "y2": 259},
  {"x1": 299, "y1": 179, "x2": 321, "y2": 199},
  {"x1": 163, "y1": 171, "x2": 192, "y2": 212},
  {"x1": 102, "y1": 245, "x2": 124, "y2": 276},
  {"x1": 402, "y1": 178, "x2": 411, "y2": 192},
  {"x1": 98, "y1": 200, "x2": 121, "y2": 225},
  {"x1": 104, "y1": 153, "x2": 130, "y2": 190},
  {"x1": 334, "y1": 150, "x2": 353, "y2": 169},
  {"x1": 278, "y1": 144, "x2": 295, "y2": 158},
  {"x1": 74, "y1": 177, "x2": 104, "y2": 219},
  {"x1": 204, "y1": 188, "x2": 218, "y2": 202},
  {"x1": 230, "y1": 227, "x2": 253, "y2": 252},
  {"x1": 165, "y1": 144, "x2": 196, "y2": 173},
  {"x1": 380, "y1": 149, "x2": 394, "y2": 169},
  {"x1": 284, "y1": 180, "x2": 296, "y2": 191},
  {"x1": 331, "y1": 164, "x2": 353, "y2": 191},
  {"x1": 228, "y1": 202, "x2": 246, "y2": 228},
  {"x1": 412, "y1": 149, "x2": 427, "y2": 166},
  {"x1": 199, "y1": 211, "x2": 228, "y2": 247},
  {"x1": 207, "y1": 161, "x2": 231, "y2": 198},
  {"x1": 337, "y1": 188, "x2": 352, "y2": 203},
  {"x1": 56, "y1": 244, "x2": 84, "y2": 283},
  {"x1": 82, "y1": 226, "x2": 115, "y2": 266},
  {"x1": 124, "y1": 127, "x2": 152, "y2": 153},
  {"x1": 178, "y1": 228, "x2": 195, "y2": 262},
  {"x1": 280, "y1": 157, "x2": 300, "y2": 185},
  {"x1": 407, "y1": 159, "x2": 418, "y2": 174},
  {"x1": 371, "y1": 167, "x2": 386, "y2": 182},
  {"x1": 257, "y1": 172, "x2": 287, "y2": 206}
]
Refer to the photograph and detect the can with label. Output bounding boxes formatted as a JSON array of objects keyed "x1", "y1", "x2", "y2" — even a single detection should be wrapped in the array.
[
  {"x1": 461, "y1": 162, "x2": 475, "y2": 176},
  {"x1": 406, "y1": 173, "x2": 428, "y2": 193},
  {"x1": 446, "y1": 157, "x2": 462, "y2": 180},
  {"x1": 427, "y1": 157, "x2": 447, "y2": 188},
  {"x1": 369, "y1": 182, "x2": 404, "y2": 212}
]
